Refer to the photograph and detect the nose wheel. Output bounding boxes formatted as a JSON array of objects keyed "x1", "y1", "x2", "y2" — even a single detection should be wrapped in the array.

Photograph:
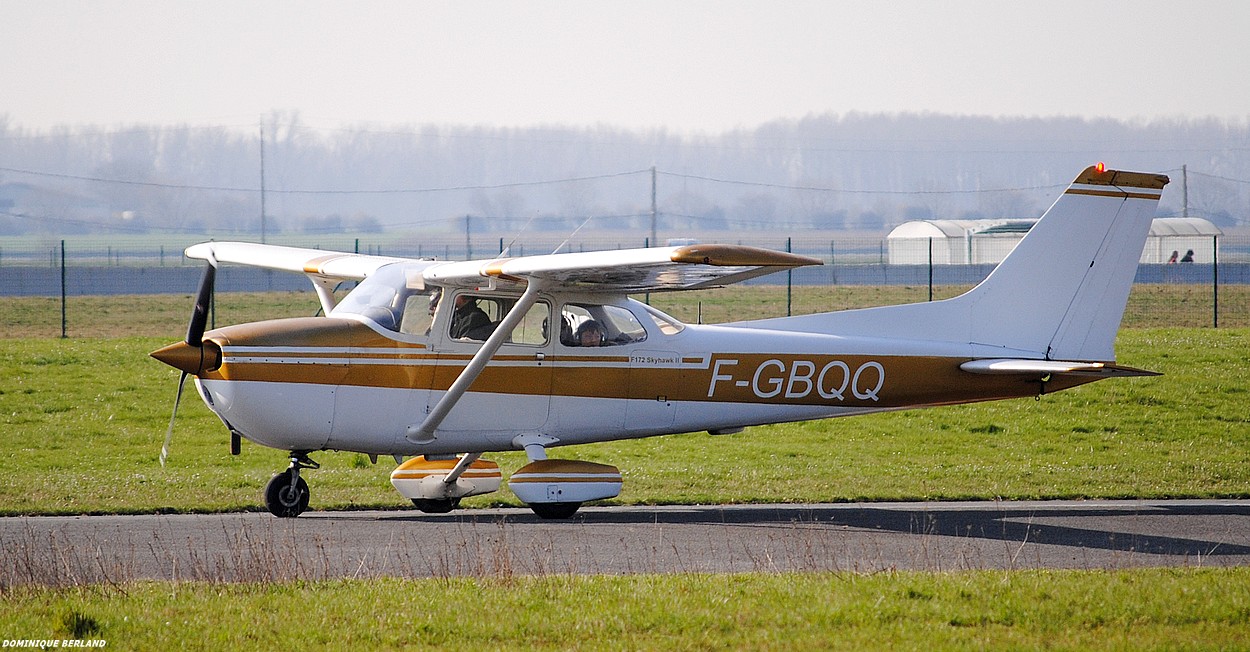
[{"x1": 264, "y1": 452, "x2": 318, "y2": 517}]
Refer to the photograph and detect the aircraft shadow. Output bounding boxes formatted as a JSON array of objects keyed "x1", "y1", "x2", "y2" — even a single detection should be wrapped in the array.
[{"x1": 386, "y1": 502, "x2": 1250, "y2": 558}]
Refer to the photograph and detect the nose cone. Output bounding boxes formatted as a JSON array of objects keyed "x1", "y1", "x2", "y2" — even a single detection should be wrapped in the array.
[{"x1": 151, "y1": 341, "x2": 221, "y2": 375}]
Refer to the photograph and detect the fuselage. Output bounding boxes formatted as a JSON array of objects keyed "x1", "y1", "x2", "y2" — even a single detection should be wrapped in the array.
[{"x1": 187, "y1": 295, "x2": 1094, "y2": 457}]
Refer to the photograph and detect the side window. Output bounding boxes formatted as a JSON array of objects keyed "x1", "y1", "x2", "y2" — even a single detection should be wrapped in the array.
[
  {"x1": 447, "y1": 293, "x2": 549, "y2": 345},
  {"x1": 398, "y1": 291, "x2": 439, "y2": 336},
  {"x1": 510, "y1": 301, "x2": 550, "y2": 346},
  {"x1": 446, "y1": 294, "x2": 495, "y2": 341},
  {"x1": 561, "y1": 303, "x2": 647, "y2": 347}
]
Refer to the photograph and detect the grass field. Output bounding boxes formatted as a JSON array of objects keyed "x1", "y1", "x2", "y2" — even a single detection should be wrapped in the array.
[
  {"x1": 1, "y1": 290, "x2": 1248, "y2": 515},
  {"x1": 4, "y1": 568, "x2": 1250, "y2": 649},
  {"x1": 3, "y1": 288, "x2": 1248, "y2": 646}
]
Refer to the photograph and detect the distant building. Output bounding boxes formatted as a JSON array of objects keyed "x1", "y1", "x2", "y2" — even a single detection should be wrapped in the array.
[
  {"x1": 887, "y1": 217, "x2": 1222, "y2": 265},
  {"x1": 1141, "y1": 217, "x2": 1222, "y2": 264},
  {"x1": 886, "y1": 219, "x2": 1036, "y2": 265}
]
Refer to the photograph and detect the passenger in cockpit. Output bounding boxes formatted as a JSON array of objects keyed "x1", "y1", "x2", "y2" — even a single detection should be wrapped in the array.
[{"x1": 575, "y1": 319, "x2": 606, "y2": 347}]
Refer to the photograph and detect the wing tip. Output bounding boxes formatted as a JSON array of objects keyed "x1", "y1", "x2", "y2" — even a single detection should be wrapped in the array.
[{"x1": 669, "y1": 244, "x2": 823, "y2": 267}]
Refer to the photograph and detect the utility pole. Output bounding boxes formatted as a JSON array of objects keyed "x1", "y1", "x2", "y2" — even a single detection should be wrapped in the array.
[
  {"x1": 1182, "y1": 164, "x2": 1189, "y2": 217},
  {"x1": 650, "y1": 166, "x2": 657, "y2": 247},
  {"x1": 259, "y1": 121, "x2": 267, "y2": 243},
  {"x1": 464, "y1": 215, "x2": 472, "y2": 260}
]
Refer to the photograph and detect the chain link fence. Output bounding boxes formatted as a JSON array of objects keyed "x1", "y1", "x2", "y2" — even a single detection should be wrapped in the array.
[{"x1": 1, "y1": 233, "x2": 1246, "y2": 338}]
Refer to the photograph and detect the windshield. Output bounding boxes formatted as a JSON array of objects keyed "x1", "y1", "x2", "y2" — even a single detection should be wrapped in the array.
[
  {"x1": 637, "y1": 302, "x2": 686, "y2": 335},
  {"x1": 330, "y1": 263, "x2": 436, "y2": 334}
]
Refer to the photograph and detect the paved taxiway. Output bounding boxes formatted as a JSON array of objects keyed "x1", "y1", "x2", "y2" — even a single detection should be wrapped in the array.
[{"x1": 4, "y1": 500, "x2": 1248, "y2": 584}]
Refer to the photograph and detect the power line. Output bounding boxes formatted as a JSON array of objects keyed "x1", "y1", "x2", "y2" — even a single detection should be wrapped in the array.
[
  {"x1": 1188, "y1": 170, "x2": 1250, "y2": 185},
  {"x1": 0, "y1": 166, "x2": 651, "y2": 195},
  {"x1": 658, "y1": 171, "x2": 1069, "y2": 195}
]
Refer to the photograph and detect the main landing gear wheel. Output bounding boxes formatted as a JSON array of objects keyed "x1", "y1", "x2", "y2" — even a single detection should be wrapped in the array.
[
  {"x1": 264, "y1": 452, "x2": 318, "y2": 518},
  {"x1": 529, "y1": 502, "x2": 582, "y2": 520},
  {"x1": 412, "y1": 497, "x2": 461, "y2": 514}
]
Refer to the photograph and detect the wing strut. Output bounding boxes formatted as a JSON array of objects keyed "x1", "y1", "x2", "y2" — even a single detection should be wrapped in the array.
[
  {"x1": 309, "y1": 276, "x2": 340, "y2": 314},
  {"x1": 406, "y1": 281, "x2": 545, "y2": 444}
]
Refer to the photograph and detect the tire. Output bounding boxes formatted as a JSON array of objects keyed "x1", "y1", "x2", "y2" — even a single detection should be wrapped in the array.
[
  {"x1": 264, "y1": 470, "x2": 310, "y2": 518},
  {"x1": 529, "y1": 502, "x2": 581, "y2": 519},
  {"x1": 412, "y1": 498, "x2": 461, "y2": 514}
]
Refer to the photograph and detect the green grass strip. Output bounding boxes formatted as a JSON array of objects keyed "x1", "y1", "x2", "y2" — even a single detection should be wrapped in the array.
[{"x1": 3, "y1": 568, "x2": 1249, "y2": 650}]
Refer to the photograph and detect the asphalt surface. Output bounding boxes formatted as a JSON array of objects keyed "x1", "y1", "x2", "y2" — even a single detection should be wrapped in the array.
[{"x1": 4, "y1": 500, "x2": 1248, "y2": 584}]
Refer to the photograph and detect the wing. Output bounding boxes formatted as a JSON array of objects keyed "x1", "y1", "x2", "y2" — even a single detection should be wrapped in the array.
[
  {"x1": 424, "y1": 244, "x2": 822, "y2": 292},
  {"x1": 185, "y1": 241, "x2": 426, "y2": 314},
  {"x1": 185, "y1": 241, "x2": 413, "y2": 281}
]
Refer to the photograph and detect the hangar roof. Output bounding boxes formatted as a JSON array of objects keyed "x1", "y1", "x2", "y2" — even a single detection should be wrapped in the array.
[{"x1": 889, "y1": 217, "x2": 1221, "y2": 239}]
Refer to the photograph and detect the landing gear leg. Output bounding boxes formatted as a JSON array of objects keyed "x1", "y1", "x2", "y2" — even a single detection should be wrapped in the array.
[{"x1": 264, "y1": 452, "x2": 318, "y2": 518}]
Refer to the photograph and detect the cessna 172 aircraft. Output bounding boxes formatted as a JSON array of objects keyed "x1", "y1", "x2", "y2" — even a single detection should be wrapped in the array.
[{"x1": 152, "y1": 164, "x2": 1168, "y2": 518}]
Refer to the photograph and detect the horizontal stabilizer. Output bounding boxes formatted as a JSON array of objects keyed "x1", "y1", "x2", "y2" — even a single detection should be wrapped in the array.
[{"x1": 960, "y1": 359, "x2": 1160, "y2": 378}]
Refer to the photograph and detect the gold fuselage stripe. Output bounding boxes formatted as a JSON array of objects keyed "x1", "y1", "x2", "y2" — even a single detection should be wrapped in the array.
[
  {"x1": 201, "y1": 348, "x2": 1095, "y2": 408},
  {"x1": 198, "y1": 317, "x2": 1097, "y2": 409}
]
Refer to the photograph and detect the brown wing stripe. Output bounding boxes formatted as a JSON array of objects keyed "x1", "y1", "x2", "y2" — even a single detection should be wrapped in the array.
[
  {"x1": 302, "y1": 254, "x2": 352, "y2": 274},
  {"x1": 670, "y1": 244, "x2": 822, "y2": 267}
]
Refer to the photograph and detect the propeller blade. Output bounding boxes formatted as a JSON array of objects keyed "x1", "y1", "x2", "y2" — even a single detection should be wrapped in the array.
[
  {"x1": 160, "y1": 371, "x2": 188, "y2": 468},
  {"x1": 185, "y1": 262, "x2": 216, "y2": 347}
]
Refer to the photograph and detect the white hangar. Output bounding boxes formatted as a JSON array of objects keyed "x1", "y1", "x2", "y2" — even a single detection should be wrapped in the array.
[{"x1": 887, "y1": 217, "x2": 1222, "y2": 265}]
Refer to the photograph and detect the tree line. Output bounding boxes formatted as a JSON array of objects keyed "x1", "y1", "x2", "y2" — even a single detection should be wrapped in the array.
[{"x1": 0, "y1": 111, "x2": 1246, "y2": 237}]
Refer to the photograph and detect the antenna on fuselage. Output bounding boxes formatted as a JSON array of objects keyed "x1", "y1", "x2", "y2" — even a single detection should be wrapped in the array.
[
  {"x1": 496, "y1": 213, "x2": 539, "y2": 259},
  {"x1": 551, "y1": 214, "x2": 595, "y2": 255}
]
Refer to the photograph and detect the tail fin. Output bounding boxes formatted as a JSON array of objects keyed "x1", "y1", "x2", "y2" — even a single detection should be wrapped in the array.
[
  {"x1": 959, "y1": 165, "x2": 1169, "y2": 360},
  {"x1": 747, "y1": 165, "x2": 1169, "y2": 362}
]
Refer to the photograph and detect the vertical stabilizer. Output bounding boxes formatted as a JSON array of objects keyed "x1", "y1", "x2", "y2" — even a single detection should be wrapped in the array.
[
  {"x1": 740, "y1": 166, "x2": 1168, "y2": 362},
  {"x1": 963, "y1": 166, "x2": 1169, "y2": 360}
]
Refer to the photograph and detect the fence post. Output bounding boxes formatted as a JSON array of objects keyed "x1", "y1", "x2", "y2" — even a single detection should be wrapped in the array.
[
  {"x1": 644, "y1": 237, "x2": 651, "y2": 306},
  {"x1": 60, "y1": 240, "x2": 67, "y2": 339},
  {"x1": 928, "y1": 237, "x2": 934, "y2": 302},
  {"x1": 786, "y1": 237, "x2": 793, "y2": 317},
  {"x1": 1213, "y1": 235, "x2": 1219, "y2": 329}
]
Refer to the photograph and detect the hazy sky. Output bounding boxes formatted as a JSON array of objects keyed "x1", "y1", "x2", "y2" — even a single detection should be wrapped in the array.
[{"x1": 3, "y1": 0, "x2": 1248, "y2": 134}]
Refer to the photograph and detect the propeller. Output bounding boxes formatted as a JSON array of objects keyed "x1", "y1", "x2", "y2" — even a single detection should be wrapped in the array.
[
  {"x1": 160, "y1": 371, "x2": 189, "y2": 467},
  {"x1": 185, "y1": 258, "x2": 216, "y2": 347},
  {"x1": 153, "y1": 256, "x2": 217, "y2": 467}
]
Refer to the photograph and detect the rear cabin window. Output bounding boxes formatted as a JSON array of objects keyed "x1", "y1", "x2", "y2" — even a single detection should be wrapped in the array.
[{"x1": 560, "y1": 303, "x2": 647, "y2": 347}]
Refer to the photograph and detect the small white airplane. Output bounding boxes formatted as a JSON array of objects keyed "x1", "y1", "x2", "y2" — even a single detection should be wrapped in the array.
[{"x1": 153, "y1": 164, "x2": 1167, "y2": 518}]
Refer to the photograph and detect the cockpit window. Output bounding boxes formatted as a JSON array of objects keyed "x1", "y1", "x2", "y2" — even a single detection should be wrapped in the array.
[
  {"x1": 331, "y1": 264, "x2": 436, "y2": 334},
  {"x1": 447, "y1": 293, "x2": 550, "y2": 345},
  {"x1": 560, "y1": 303, "x2": 648, "y2": 347}
]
